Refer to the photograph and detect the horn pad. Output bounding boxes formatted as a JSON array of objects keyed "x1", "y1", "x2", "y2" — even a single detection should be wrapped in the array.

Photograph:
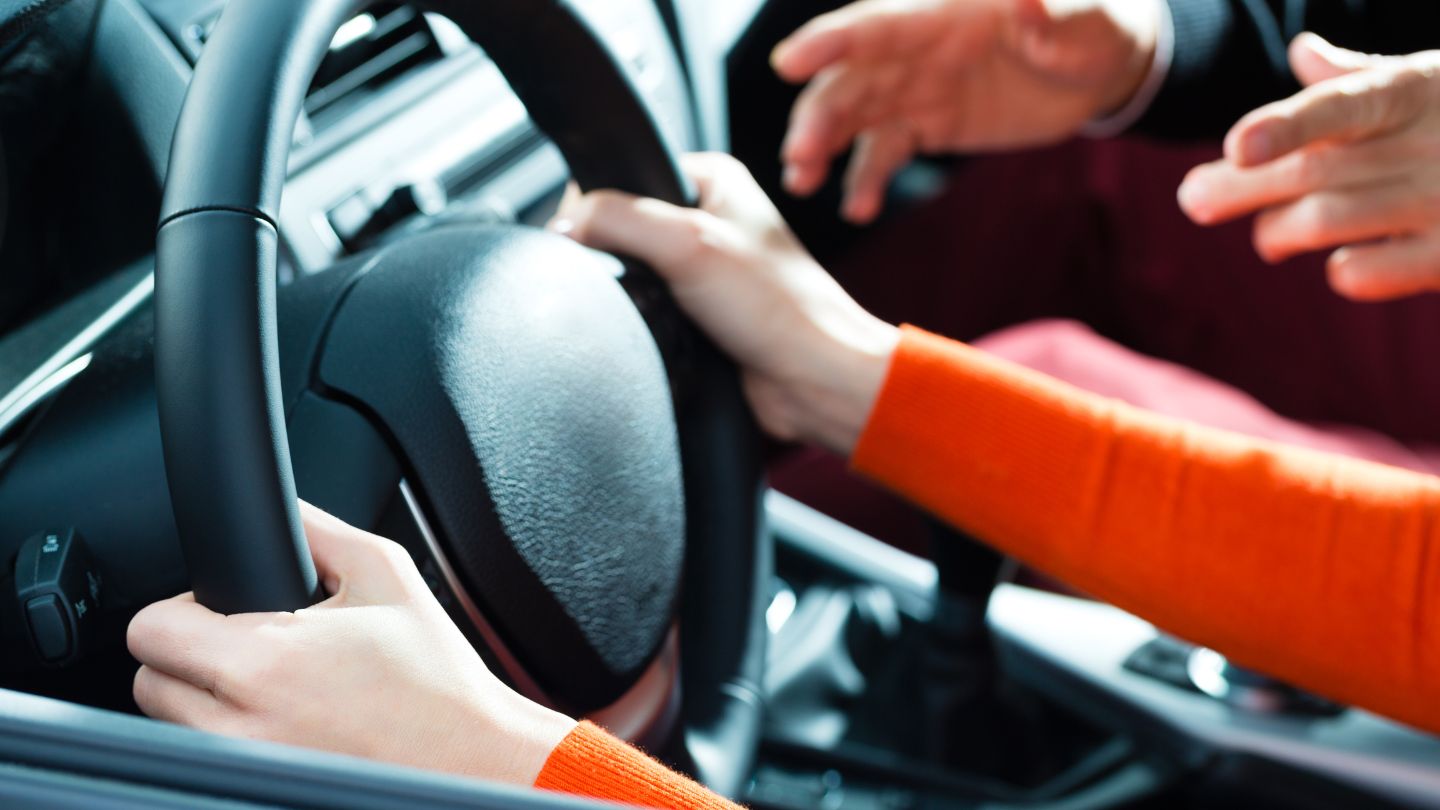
[{"x1": 317, "y1": 226, "x2": 685, "y2": 710}]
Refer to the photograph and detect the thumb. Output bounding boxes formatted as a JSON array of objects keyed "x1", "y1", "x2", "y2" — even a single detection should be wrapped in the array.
[
  {"x1": 1290, "y1": 32, "x2": 1377, "y2": 86},
  {"x1": 298, "y1": 501, "x2": 416, "y2": 605}
]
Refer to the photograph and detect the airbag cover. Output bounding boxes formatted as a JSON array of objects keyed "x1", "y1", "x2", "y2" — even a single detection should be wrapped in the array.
[{"x1": 318, "y1": 226, "x2": 685, "y2": 710}]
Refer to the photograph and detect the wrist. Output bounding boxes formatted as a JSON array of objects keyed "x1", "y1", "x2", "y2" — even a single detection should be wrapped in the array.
[
  {"x1": 787, "y1": 312, "x2": 899, "y2": 456},
  {"x1": 451, "y1": 685, "x2": 578, "y2": 787}
]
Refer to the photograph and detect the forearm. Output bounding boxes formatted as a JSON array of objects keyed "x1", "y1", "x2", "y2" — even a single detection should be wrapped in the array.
[{"x1": 851, "y1": 326, "x2": 1440, "y2": 732}]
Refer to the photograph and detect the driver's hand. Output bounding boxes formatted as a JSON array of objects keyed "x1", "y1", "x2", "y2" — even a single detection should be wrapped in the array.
[
  {"x1": 1178, "y1": 35, "x2": 1440, "y2": 301},
  {"x1": 127, "y1": 502, "x2": 575, "y2": 785},
  {"x1": 551, "y1": 153, "x2": 899, "y2": 455},
  {"x1": 774, "y1": 0, "x2": 1163, "y2": 223}
]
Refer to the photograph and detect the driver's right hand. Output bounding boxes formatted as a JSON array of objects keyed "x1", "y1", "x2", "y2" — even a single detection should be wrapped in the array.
[
  {"x1": 551, "y1": 153, "x2": 899, "y2": 456},
  {"x1": 773, "y1": 0, "x2": 1163, "y2": 223}
]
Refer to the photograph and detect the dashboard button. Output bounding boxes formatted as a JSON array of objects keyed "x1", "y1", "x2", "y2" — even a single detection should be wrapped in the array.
[
  {"x1": 24, "y1": 594, "x2": 72, "y2": 663},
  {"x1": 13, "y1": 528, "x2": 101, "y2": 667},
  {"x1": 328, "y1": 179, "x2": 449, "y2": 251}
]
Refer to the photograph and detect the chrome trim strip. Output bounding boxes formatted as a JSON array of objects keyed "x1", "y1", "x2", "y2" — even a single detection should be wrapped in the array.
[
  {"x1": 0, "y1": 354, "x2": 93, "y2": 438},
  {"x1": 0, "y1": 272, "x2": 154, "y2": 439},
  {"x1": 398, "y1": 479, "x2": 553, "y2": 704},
  {"x1": 765, "y1": 489, "x2": 937, "y2": 617},
  {"x1": 397, "y1": 480, "x2": 679, "y2": 741}
]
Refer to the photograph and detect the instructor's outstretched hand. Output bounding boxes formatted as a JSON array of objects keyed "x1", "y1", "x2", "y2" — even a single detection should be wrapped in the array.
[
  {"x1": 1180, "y1": 35, "x2": 1440, "y2": 301},
  {"x1": 774, "y1": 0, "x2": 1163, "y2": 223}
]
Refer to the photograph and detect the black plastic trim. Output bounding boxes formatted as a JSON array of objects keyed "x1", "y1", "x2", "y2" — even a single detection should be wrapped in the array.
[{"x1": 0, "y1": 687, "x2": 603, "y2": 810}]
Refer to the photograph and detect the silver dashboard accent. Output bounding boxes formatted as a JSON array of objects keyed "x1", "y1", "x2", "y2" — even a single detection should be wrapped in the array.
[
  {"x1": 765, "y1": 489, "x2": 937, "y2": 618},
  {"x1": 398, "y1": 479, "x2": 552, "y2": 704},
  {"x1": 397, "y1": 480, "x2": 677, "y2": 742},
  {"x1": 0, "y1": 271, "x2": 154, "y2": 440}
]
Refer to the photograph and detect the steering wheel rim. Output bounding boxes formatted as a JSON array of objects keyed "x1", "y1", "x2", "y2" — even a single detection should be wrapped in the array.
[
  {"x1": 158, "y1": 0, "x2": 699, "y2": 611},
  {"x1": 156, "y1": 0, "x2": 768, "y2": 792}
]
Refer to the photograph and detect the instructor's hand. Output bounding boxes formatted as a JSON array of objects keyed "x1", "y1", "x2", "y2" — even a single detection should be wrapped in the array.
[
  {"x1": 128, "y1": 503, "x2": 575, "y2": 784},
  {"x1": 552, "y1": 153, "x2": 899, "y2": 455},
  {"x1": 775, "y1": 0, "x2": 1163, "y2": 223},
  {"x1": 1179, "y1": 35, "x2": 1440, "y2": 301}
]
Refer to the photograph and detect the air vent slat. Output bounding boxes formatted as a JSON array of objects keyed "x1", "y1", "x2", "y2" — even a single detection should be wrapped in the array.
[{"x1": 303, "y1": 5, "x2": 445, "y2": 126}]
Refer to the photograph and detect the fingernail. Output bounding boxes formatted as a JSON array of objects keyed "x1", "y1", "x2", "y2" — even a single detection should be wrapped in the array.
[
  {"x1": 842, "y1": 195, "x2": 873, "y2": 225},
  {"x1": 548, "y1": 217, "x2": 575, "y2": 236},
  {"x1": 770, "y1": 42, "x2": 790, "y2": 71},
  {"x1": 1177, "y1": 177, "x2": 1210, "y2": 222},
  {"x1": 783, "y1": 165, "x2": 804, "y2": 194}
]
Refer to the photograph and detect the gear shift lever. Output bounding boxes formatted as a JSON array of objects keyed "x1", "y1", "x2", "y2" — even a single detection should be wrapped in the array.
[{"x1": 920, "y1": 521, "x2": 1047, "y2": 780}]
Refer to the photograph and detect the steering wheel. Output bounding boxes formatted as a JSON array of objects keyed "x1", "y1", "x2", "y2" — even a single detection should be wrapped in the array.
[{"x1": 154, "y1": 0, "x2": 768, "y2": 793}]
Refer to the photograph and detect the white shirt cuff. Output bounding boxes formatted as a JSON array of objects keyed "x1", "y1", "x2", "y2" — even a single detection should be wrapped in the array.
[{"x1": 1081, "y1": 0, "x2": 1175, "y2": 138}]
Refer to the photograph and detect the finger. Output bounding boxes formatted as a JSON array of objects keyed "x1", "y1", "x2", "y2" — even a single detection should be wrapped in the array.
[
  {"x1": 1289, "y1": 33, "x2": 1378, "y2": 87},
  {"x1": 1179, "y1": 135, "x2": 1419, "y2": 225},
  {"x1": 1328, "y1": 233, "x2": 1440, "y2": 301},
  {"x1": 1252, "y1": 181, "x2": 1434, "y2": 263},
  {"x1": 842, "y1": 125, "x2": 915, "y2": 224},
  {"x1": 548, "y1": 182, "x2": 581, "y2": 229},
  {"x1": 772, "y1": 0, "x2": 910, "y2": 83},
  {"x1": 782, "y1": 64, "x2": 887, "y2": 195},
  {"x1": 133, "y1": 665, "x2": 224, "y2": 724},
  {"x1": 297, "y1": 501, "x2": 415, "y2": 605},
  {"x1": 553, "y1": 189, "x2": 717, "y2": 284},
  {"x1": 1224, "y1": 66, "x2": 1427, "y2": 167},
  {"x1": 127, "y1": 593, "x2": 229, "y2": 691}
]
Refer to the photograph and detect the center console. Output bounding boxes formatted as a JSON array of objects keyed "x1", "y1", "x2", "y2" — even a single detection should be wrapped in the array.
[{"x1": 759, "y1": 492, "x2": 1440, "y2": 809}]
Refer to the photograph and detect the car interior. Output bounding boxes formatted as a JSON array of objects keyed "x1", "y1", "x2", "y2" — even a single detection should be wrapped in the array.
[{"x1": 0, "y1": 1, "x2": 1438, "y2": 808}]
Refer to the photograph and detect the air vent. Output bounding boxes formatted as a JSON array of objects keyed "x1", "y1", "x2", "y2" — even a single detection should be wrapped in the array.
[
  {"x1": 305, "y1": 5, "x2": 445, "y2": 126},
  {"x1": 181, "y1": 6, "x2": 445, "y2": 132}
]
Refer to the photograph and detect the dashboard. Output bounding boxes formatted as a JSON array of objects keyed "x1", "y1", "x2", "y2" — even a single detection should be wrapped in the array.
[{"x1": 138, "y1": 0, "x2": 703, "y2": 276}]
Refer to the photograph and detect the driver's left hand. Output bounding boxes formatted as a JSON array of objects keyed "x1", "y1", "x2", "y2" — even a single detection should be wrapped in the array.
[
  {"x1": 1178, "y1": 34, "x2": 1440, "y2": 301},
  {"x1": 127, "y1": 502, "x2": 576, "y2": 784}
]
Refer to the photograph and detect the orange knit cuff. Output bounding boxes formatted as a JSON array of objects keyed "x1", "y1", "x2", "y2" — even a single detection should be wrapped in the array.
[{"x1": 534, "y1": 721, "x2": 739, "y2": 809}]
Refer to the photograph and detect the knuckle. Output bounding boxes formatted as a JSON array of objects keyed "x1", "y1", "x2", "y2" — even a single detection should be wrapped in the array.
[
  {"x1": 127, "y1": 606, "x2": 176, "y2": 659},
  {"x1": 1294, "y1": 195, "x2": 1339, "y2": 241},
  {"x1": 212, "y1": 645, "x2": 275, "y2": 704},
  {"x1": 1252, "y1": 218, "x2": 1279, "y2": 261},
  {"x1": 125, "y1": 608, "x2": 153, "y2": 655},
  {"x1": 1377, "y1": 69, "x2": 1429, "y2": 124},
  {"x1": 568, "y1": 191, "x2": 627, "y2": 240},
  {"x1": 209, "y1": 711, "x2": 258, "y2": 741},
  {"x1": 672, "y1": 212, "x2": 722, "y2": 262},
  {"x1": 367, "y1": 536, "x2": 415, "y2": 573},
  {"x1": 132, "y1": 667, "x2": 157, "y2": 710},
  {"x1": 566, "y1": 194, "x2": 607, "y2": 241},
  {"x1": 1292, "y1": 149, "x2": 1332, "y2": 189}
]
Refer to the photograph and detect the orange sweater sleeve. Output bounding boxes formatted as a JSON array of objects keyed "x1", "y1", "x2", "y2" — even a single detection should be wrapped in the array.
[
  {"x1": 853, "y1": 326, "x2": 1440, "y2": 733},
  {"x1": 534, "y1": 722, "x2": 740, "y2": 809}
]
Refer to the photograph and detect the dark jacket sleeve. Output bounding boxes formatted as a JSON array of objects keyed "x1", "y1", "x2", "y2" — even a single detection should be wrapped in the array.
[{"x1": 1134, "y1": 0, "x2": 1440, "y2": 141}]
